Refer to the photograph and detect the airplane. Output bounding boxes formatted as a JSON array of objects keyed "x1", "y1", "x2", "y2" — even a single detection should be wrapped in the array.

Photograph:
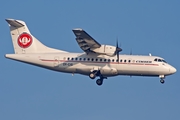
[{"x1": 5, "y1": 19, "x2": 177, "y2": 86}]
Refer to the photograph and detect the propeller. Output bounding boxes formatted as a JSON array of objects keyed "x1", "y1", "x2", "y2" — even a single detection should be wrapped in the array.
[{"x1": 115, "y1": 38, "x2": 122, "y2": 63}]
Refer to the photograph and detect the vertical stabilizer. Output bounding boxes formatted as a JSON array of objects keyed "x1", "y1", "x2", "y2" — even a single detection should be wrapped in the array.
[{"x1": 6, "y1": 19, "x2": 67, "y2": 54}]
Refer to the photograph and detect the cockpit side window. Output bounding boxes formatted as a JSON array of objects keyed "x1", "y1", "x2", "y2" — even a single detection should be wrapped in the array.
[
  {"x1": 162, "y1": 59, "x2": 167, "y2": 63},
  {"x1": 154, "y1": 58, "x2": 157, "y2": 61}
]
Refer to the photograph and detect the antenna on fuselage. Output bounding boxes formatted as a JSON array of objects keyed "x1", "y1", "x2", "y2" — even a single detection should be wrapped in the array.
[
  {"x1": 149, "y1": 53, "x2": 152, "y2": 56},
  {"x1": 130, "y1": 48, "x2": 132, "y2": 55}
]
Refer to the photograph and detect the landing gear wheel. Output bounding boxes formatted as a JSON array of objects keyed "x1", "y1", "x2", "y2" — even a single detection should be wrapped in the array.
[
  {"x1": 96, "y1": 79, "x2": 103, "y2": 86},
  {"x1": 160, "y1": 79, "x2": 165, "y2": 84},
  {"x1": 89, "y1": 72, "x2": 96, "y2": 79}
]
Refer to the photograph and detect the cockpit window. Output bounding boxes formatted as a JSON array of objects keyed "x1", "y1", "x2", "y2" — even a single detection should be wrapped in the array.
[
  {"x1": 154, "y1": 58, "x2": 167, "y2": 63},
  {"x1": 154, "y1": 58, "x2": 158, "y2": 61},
  {"x1": 158, "y1": 59, "x2": 162, "y2": 62}
]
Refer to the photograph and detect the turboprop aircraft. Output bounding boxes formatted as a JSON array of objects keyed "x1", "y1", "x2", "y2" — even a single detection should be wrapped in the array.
[{"x1": 5, "y1": 19, "x2": 176, "y2": 86}]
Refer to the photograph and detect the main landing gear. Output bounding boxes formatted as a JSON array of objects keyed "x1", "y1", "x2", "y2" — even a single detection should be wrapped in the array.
[
  {"x1": 89, "y1": 71, "x2": 107, "y2": 86},
  {"x1": 96, "y1": 79, "x2": 103, "y2": 86},
  {"x1": 89, "y1": 72, "x2": 96, "y2": 79},
  {"x1": 159, "y1": 75, "x2": 165, "y2": 84}
]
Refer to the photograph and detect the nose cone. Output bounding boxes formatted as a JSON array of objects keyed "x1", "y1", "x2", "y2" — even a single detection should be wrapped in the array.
[{"x1": 170, "y1": 66, "x2": 177, "y2": 74}]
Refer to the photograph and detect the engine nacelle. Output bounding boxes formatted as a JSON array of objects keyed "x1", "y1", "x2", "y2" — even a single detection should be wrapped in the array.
[{"x1": 92, "y1": 45, "x2": 116, "y2": 56}]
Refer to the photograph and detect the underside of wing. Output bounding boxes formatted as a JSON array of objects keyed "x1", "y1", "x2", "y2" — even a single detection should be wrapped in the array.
[{"x1": 72, "y1": 28, "x2": 101, "y2": 53}]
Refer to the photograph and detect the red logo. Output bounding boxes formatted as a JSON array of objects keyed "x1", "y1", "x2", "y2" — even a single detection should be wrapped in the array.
[{"x1": 18, "y1": 33, "x2": 33, "y2": 48}]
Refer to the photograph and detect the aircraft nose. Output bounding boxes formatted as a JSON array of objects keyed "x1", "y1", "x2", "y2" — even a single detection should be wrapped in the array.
[{"x1": 170, "y1": 66, "x2": 177, "y2": 74}]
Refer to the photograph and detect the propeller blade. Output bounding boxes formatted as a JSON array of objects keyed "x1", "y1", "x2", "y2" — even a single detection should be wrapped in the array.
[
  {"x1": 116, "y1": 39, "x2": 122, "y2": 52},
  {"x1": 115, "y1": 37, "x2": 122, "y2": 63},
  {"x1": 116, "y1": 39, "x2": 118, "y2": 48}
]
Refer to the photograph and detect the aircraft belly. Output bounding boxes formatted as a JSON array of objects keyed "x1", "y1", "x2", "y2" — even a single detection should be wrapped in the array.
[
  {"x1": 72, "y1": 63, "x2": 118, "y2": 76},
  {"x1": 100, "y1": 66, "x2": 118, "y2": 76},
  {"x1": 75, "y1": 64, "x2": 99, "y2": 75}
]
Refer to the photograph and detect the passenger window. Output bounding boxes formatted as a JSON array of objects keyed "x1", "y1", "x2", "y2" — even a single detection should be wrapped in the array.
[
  {"x1": 104, "y1": 59, "x2": 107, "y2": 62},
  {"x1": 71, "y1": 58, "x2": 74, "y2": 61},
  {"x1": 120, "y1": 59, "x2": 122, "y2": 62},
  {"x1": 91, "y1": 58, "x2": 94, "y2": 61},
  {"x1": 79, "y1": 58, "x2": 82, "y2": 61},
  {"x1": 83, "y1": 58, "x2": 86, "y2": 61},
  {"x1": 100, "y1": 59, "x2": 102, "y2": 62},
  {"x1": 112, "y1": 59, "x2": 114, "y2": 62},
  {"x1": 108, "y1": 59, "x2": 111, "y2": 62},
  {"x1": 96, "y1": 58, "x2": 98, "y2": 61},
  {"x1": 124, "y1": 60, "x2": 126, "y2": 63},
  {"x1": 75, "y1": 58, "x2": 78, "y2": 61},
  {"x1": 87, "y1": 58, "x2": 90, "y2": 61},
  {"x1": 67, "y1": 57, "x2": 70, "y2": 60},
  {"x1": 116, "y1": 59, "x2": 118, "y2": 62},
  {"x1": 128, "y1": 60, "x2": 131, "y2": 63}
]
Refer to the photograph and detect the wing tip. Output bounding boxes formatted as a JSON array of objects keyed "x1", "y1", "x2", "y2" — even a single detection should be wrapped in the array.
[{"x1": 73, "y1": 28, "x2": 83, "y2": 31}]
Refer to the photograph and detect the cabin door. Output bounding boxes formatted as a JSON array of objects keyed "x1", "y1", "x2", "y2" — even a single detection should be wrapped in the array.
[{"x1": 54, "y1": 56, "x2": 59, "y2": 67}]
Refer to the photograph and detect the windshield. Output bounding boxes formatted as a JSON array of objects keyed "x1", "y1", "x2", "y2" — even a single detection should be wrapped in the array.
[{"x1": 154, "y1": 58, "x2": 167, "y2": 63}]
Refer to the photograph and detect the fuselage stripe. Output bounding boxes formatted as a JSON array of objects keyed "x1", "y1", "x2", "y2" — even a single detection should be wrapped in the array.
[{"x1": 39, "y1": 59, "x2": 159, "y2": 66}]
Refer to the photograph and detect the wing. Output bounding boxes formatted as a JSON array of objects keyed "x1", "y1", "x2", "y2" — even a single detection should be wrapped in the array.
[{"x1": 72, "y1": 28, "x2": 101, "y2": 53}]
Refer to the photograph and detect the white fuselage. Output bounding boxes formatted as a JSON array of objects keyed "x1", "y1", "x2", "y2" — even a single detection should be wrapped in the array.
[
  {"x1": 5, "y1": 52, "x2": 176, "y2": 77},
  {"x1": 5, "y1": 18, "x2": 177, "y2": 85}
]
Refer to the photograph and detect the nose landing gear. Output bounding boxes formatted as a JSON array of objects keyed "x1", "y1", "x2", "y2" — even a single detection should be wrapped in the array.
[
  {"x1": 159, "y1": 75, "x2": 165, "y2": 84},
  {"x1": 160, "y1": 79, "x2": 165, "y2": 84}
]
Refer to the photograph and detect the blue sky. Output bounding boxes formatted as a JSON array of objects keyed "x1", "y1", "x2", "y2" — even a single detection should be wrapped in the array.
[{"x1": 0, "y1": 0, "x2": 180, "y2": 120}]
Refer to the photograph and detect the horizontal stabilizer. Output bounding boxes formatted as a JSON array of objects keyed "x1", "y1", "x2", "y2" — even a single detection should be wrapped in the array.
[{"x1": 5, "y1": 19, "x2": 24, "y2": 27}]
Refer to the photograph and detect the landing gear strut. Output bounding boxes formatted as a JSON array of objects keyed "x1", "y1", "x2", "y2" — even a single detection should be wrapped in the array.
[
  {"x1": 159, "y1": 75, "x2": 165, "y2": 84},
  {"x1": 89, "y1": 70, "x2": 107, "y2": 86}
]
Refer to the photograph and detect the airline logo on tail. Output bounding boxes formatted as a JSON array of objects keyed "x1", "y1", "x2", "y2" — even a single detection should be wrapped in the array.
[{"x1": 18, "y1": 33, "x2": 32, "y2": 48}]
